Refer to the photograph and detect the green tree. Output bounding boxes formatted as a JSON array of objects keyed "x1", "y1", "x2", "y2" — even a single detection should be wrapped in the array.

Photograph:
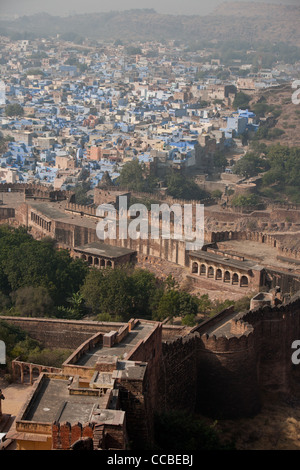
[
  {"x1": 73, "y1": 181, "x2": 93, "y2": 205},
  {"x1": 117, "y1": 160, "x2": 146, "y2": 191},
  {"x1": 233, "y1": 92, "x2": 251, "y2": 110},
  {"x1": 231, "y1": 194, "x2": 261, "y2": 208},
  {"x1": 130, "y1": 269, "x2": 160, "y2": 318},
  {"x1": 233, "y1": 152, "x2": 269, "y2": 178},
  {"x1": 10, "y1": 337, "x2": 41, "y2": 362},
  {"x1": 56, "y1": 292, "x2": 87, "y2": 320},
  {"x1": 181, "y1": 314, "x2": 197, "y2": 327},
  {"x1": 81, "y1": 267, "x2": 134, "y2": 320},
  {"x1": 213, "y1": 151, "x2": 228, "y2": 170},
  {"x1": 5, "y1": 103, "x2": 24, "y2": 117},
  {"x1": 154, "y1": 289, "x2": 198, "y2": 322},
  {"x1": 197, "y1": 294, "x2": 213, "y2": 314},
  {"x1": 27, "y1": 348, "x2": 72, "y2": 368},
  {"x1": 211, "y1": 190, "x2": 222, "y2": 199},
  {"x1": 166, "y1": 173, "x2": 208, "y2": 201},
  {"x1": 11, "y1": 286, "x2": 54, "y2": 317},
  {"x1": 259, "y1": 144, "x2": 300, "y2": 202},
  {"x1": 155, "y1": 289, "x2": 181, "y2": 321},
  {"x1": 0, "y1": 229, "x2": 88, "y2": 306}
]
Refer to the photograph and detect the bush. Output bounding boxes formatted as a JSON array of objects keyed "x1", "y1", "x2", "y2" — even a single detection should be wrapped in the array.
[
  {"x1": 231, "y1": 194, "x2": 261, "y2": 207},
  {"x1": 211, "y1": 190, "x2": 222, "y2": 199},
  {"x1": 181, "y1": 314, "x2": 197, "y2": 327},
  {"x1": 233, "y1": 92, "x2": 251, "y2": 110},
  {"x1": 166, "y1": 173, "x2": 209, "y2": 200},
  {"x1": 27, "y1": 348, "x2": 72, "y2": 368},
  {"x1": 267, "y1": 128, "x2": 285, "y2": 139}
]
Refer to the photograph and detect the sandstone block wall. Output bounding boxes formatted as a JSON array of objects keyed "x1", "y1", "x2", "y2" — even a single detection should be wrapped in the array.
[
  {"x1": 0, "y1": 317, "x2": 125, "y2": 349},
  {"x1": 196, "y1": 332, "x2": 260, "y2": 419},
  {"x1": 115, "y1": 372, "x2": 150, "y2": 450},
  {"x1": 158, "y1": 335, "x2": 198, "y2": 413}
]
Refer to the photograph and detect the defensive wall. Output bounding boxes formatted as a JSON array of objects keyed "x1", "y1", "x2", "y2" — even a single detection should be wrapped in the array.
[
  {"x1": 0, "y1": 315, "x2": 187, "y2": 351},
  {"x1": 158, "y1": 293, "x2": 300, "y2": 419},
  {"x1": 0, "y1": 316, "x2": 126, "y2": 349},
  {"x1": 16, "y1": 201, "x2": 300, "y2": 278},
  {"x1": 1, "y1": 184, "x2": 300, "y2": 284},
  {"x1": 2, "y1": 294, "x2": 300, "y2": 423}
]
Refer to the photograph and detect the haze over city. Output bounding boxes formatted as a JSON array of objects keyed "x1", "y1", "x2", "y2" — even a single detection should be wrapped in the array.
[{"x1": 0, "y1": 0, "x2": 299, "y2": 17}]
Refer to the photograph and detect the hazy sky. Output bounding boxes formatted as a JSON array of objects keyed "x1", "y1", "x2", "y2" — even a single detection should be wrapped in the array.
[{"x1": 0, "y1": 0, "x2": 299, "y2": 17}]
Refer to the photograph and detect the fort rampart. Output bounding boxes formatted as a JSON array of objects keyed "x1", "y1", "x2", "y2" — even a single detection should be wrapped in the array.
[
  {"x1": 2, "y1": 293, "x2": 300, "y2": 421},
  {"x1": 0, "y1": 316, "x2": 125, "y2": 349}
]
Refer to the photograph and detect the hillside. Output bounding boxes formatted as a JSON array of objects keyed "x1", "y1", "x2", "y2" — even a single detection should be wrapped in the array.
[
  {"x1": 0, "y1": 2, "x2": 299, "y2": 45},
  {"x1": 250, "y1": 83, "x2": 300, "y2": 147}
]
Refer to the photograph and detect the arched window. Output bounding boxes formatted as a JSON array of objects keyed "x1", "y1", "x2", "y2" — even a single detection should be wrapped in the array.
[
  {"x1": 240, "y1": 275, "x2": 249, "y2": 287},
  {"x1": 192, "y1": 262, "x2": 199, "y2": 274},
  {"x1": 216, "y1": 268, "x2": 222, "y2": 280},
  {"x1": 224, "y1": 271, "x2": 230, "y2": 283},
  {"x1": 208, "y1": 266, "x2": 214, "y2": 278},
  {"x1": 200, "y1": 264, "x2": 206, "y2": 276},
  {"x1": 232, "y1": 273, "x2": 239, "y2": 285}
]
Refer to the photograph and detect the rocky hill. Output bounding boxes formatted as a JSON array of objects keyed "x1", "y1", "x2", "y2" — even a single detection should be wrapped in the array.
[
  {"x1": 250, "y1": 83, "x2": 300, "y2": 147},
  {"x1": 0, "y1": 2, "x2": 299, "y2": 45}
]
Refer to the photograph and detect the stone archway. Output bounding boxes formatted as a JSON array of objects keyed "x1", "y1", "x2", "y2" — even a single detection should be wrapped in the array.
[{"x1": 224, "y1": 271, "x2": 231, "y2": 283}]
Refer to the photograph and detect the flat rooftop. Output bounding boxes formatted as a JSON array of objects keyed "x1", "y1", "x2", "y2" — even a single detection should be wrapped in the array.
[
  {"x1": 190, "y1": 250, "x2": 262, "y2": 271},
  {"x1": 74, "y1": 242, "x2": 136, "y2": 259},
  {"x1": 23, "y1": 376, "x2": 107, "y2": 424},
  {"x1": 29, "y1": 200, "x2": 100, "y2": 230},
  {"x1": 75, "y1": 322, "x2": 155, "y2": 367}
]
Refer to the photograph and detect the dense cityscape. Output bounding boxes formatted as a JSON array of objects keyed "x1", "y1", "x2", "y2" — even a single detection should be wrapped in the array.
[{"x1": 0, "y1": 0, "x2": 300, "y2": 456}]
